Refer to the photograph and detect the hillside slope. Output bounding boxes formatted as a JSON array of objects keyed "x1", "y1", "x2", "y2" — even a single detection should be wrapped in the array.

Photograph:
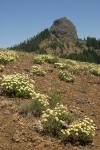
[{"x1": 0, "y1": 50, "x2": 100, "y2": 150}]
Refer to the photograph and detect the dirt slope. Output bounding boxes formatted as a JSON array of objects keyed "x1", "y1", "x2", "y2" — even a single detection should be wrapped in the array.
[{"x1": 0, "y1": 52, "x2": 100, "y2": 150}]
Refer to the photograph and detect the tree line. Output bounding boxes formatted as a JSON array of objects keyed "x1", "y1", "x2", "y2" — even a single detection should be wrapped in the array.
[
  {"x1": 86, "y1": 37, "x2": 100, "y2": 50},
  {"x1": 10, "y1": 29, "x2": 50, "y2": 53},
  {"x1": 65, "y1": 49, "x2": 100, "y2": 64}
]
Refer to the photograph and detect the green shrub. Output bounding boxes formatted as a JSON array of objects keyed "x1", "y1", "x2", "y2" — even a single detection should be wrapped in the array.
[
  {"x1": 41, "y1": 104, "x2": 75, "y2": 135},
  {"x1": 31, "y1": 93, "x2": 49, "y2": 116},
  {"x1": 44, "y1": 55, "x2": 59, "y2": 64},
  {"x1": 31, "y1": 65, "x2": 46, "y2": 76},
  {"x1": 59, "y1": 71, "x2": 75, "y2": 82},
  {"x1": 90, "y1": 67, "x2": 100, "y2": 76},
  {"x1": 54, "y1": 62, "x2": 67, "y2": 69},
  {"x1": 19, "y1": 93, "x2": 49, "y2": 117},
  {"x1": 61, "y1": 117, "x2": 96, "y2": 143},
  {"x1": 0, "y1": 50, "x2": 18, "y2": 64},
  {"x1": 0, "y1": 73, "x2": 35, "y2": 97},
  {"x1": 48, "y1": 91, "x2": 61, "y2": 107},
  {"x1": 34, "y1": 55, "x2": 45, "y2": 64}
]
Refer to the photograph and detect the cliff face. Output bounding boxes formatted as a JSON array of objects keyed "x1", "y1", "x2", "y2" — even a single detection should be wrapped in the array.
[{"x1": 50, "y1": 17, "x2": 78, "y2": 40}]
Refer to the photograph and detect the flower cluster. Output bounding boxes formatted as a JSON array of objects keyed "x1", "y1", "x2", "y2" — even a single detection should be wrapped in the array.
[
  {"x1": 41, "y1": 104, "x2": 74, "y2": 135},
  {"x1": 61, "y1": 117, "x2": 96, "y2": 143},
  {"x1": 59, "y1": 71, "x2": 75, "y2": 82},
  {"x1": 40, "y1": 102, "x2": 96, "y2": 143},
  {"x1": 0, "y1": 65, "x2": 4, "y2": 72},
  {"x1": 34, "y1": 55, "x2": 45, "y2": 64},
  {"x1": 32, "y1": 93, "x2": 49, "y2": 116},
  {"x1": 31, "y1": 65, "x2": 46, "y2": 76},
  {"x1": 44, "y1": 55, "x2": 59, "y2": 64},
  {"x1": 1, "y1": 73, "x2": 35, "y2": 97},
  {"x1": 65, "y1": 59, "x2": 78, "y2": 66},
  {"x1": 0, "y1": 50, "x2": 18, "y2": 64},
  {"x1": 33, "y1": 54, "x2": 59, "y2": 64},
  {"x1": 90, "y1": 66, "x2": 100, "y2": 76},
  {"x1": 54, "y1": 62, "x2": 67, "y2": 69}
]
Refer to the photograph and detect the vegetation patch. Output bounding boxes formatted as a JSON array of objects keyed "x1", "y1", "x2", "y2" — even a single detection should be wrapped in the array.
[
  {"x1": 40, "y1": 104, "x2": 75, "y2": 135},
  {"x1": 54, "y1": 62, "x2": 67, "y2": 69},
  {"x1": 0, "y1": 50, "x2": 18, "y2": 64},
  {"x1": 61, "y1": 117, "x2": 96, "y2": 144},
  {"x1": 0, "y1": 73, "x2": 35, "y2": 98},
  {"x1": 31, "y1": 65, "x2": 46, "y2": 76},
  {"x1": 90, "y1": 66, "x2": 100, "y2": 76},
  {"x1": 34, "y1": 55, "x2": 45, "y2": 64},
  {"x1": 44, "y1": 55, "x2": 59, "y2": 64},
  {"x1": 59, "y1": 71, "x2": 75, "y2": 82}
]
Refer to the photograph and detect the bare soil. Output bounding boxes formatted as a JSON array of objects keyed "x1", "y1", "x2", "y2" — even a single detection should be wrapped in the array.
[{"x1": 0, "y1": 52, "x2": 100, "y2": 150}]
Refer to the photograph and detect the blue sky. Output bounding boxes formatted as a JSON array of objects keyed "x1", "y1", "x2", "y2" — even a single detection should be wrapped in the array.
[{"x1": 0, "y1": 0, "x2": 100, "y2": 48}]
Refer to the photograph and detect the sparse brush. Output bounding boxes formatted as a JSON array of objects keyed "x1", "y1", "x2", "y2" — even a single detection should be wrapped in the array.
[
  {"x1": 40, "y1": 103, "x2": 75, "y2": 135},
  {"x1": 0, "y1": 50, "x2": 18, "y2": 64},
  {"x1": 31, "y1": 65, "x2": 46, "y2": 76},
  {"x1": 44, "y1": 55, "x2": 59, "y2": 64},
  {"x1": 59, "y1": 71, "x2": 75, "y2": 82},
  {"x1": 90, "y1": 67, "x2": 100, "y2": 76},
  {"x1": 0, "y1": 73, "x2": 35, "y2": 98},
  {"x1": 61, "y1": 116, "x2": 96, "y2": 144},
  {"x1": 48, "y1": 91, "x2": 61, "y2": 107},
  {"x1": 19, "y1": 93, "x2": 49, "y2": 117},
  {"x1": 31, "y1": 93, "x2": 49, "y2": 116},
  {"x1": 34, "y1": 56, "x2": 45, "y2": 64}
]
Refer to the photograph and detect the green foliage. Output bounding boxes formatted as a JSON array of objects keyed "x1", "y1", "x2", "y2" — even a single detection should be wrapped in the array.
[
  {"x1": 44, "y1": 55, "x2": 59, "y2": 64},
  {"x1": 0, "y1": 50, "x2": 18, "y2": 64},
  {"x1": 54, "y1": 62, "x2": 67, "y2": 69},
  {"x1": 10, "y1": 29, "x2": 50, "y2": 53},
  {"x1": 86, "y1": 37, "x2": 100, "y2": 49},
  {"x1": 66, "y1": 49, "x2": 100, "y2": 64},
  {"x1": 41, "y1": 104, "x2": 74, "y2": 135},
  {"x1": 61, "y1": 117, "x2": 96, "y2": 143},
  {"x1": 0, "y1": 74, "x2": 35, "y2": 98},
  {"x1": 34, "y1": 55, "x2": 45, "y2": 64},
  {"x1": 49, "y1": 41, "x2": 58, "y2": 49},
  {"x1": 31, "y1": 65, "x2": 46, "y2": 76},
  {"x1": 48, "y1": 91, "x2": 61, "y2": 107},
  {"x1": 33, "y1": 54, "x2": 59, "y2": 64},
  {"x1": 32, "y1": 93, "x2": 49, "y2": 116},
  {"x1": 59, "y1": 71, "x2": 75, "y2": 82},
  {"x1": 90, "y1": 66, "x2": 100, "y2": 76},
  {"x1": 19, "y1": 93, "x2": 49, "y2": 117}
]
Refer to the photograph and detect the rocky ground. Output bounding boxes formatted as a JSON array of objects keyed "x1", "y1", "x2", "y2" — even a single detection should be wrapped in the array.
[{"x1": 0, "y1": 52, "x2": 100, "y2": 150}]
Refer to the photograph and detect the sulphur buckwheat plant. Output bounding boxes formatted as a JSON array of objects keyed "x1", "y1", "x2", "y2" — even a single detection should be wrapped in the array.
[
  {"x1": 54, "y1": 62, "x2": 67, "y2": 69},
  {"x1": 59, "y1": 71, "x2": 75, "y2": 82},
  {"x1": 44, "y1": 55, "x2": 59, "y2": 64},
  {"x1": 1, "y1": 73, "x2": 35, "y2": 97},
  {"x1": 61, "y1": 116, "x2": 96, "y2": 143},
  {"x1": 40, "y1": 104, "x2": 75, "y2": 135},
  {"x1": 0, "y1": 50, "x2": 18, "y2": 64},
  {"x1": 31, "y1": 93, "x2": 49, "y2": 116},
  {"x1": 31, "y1": 65, "x2": 46, "y2": 76},
  {"x1": 33, "y1": 55, "x2": 45, "y2": 64},
  {"x1": 90, "y1": 66, "x2": 100, "y2": 76}
]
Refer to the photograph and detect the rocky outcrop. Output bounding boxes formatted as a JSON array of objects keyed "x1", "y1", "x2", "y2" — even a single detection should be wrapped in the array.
[{"x1": 50, "y1": 17, "x2": 78, "y2": 40}]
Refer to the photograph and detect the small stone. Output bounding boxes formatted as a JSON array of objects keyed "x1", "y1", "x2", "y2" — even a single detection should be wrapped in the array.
[
  {"x1": 12, "y1": 134, "x2": 20, "y2": 142},
  {"x1": 4, "y1": 110, "x2": 10, "y2": 115},
  {"x1": 26, "y1": 142, "x2": 32, "y2": 147}
]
